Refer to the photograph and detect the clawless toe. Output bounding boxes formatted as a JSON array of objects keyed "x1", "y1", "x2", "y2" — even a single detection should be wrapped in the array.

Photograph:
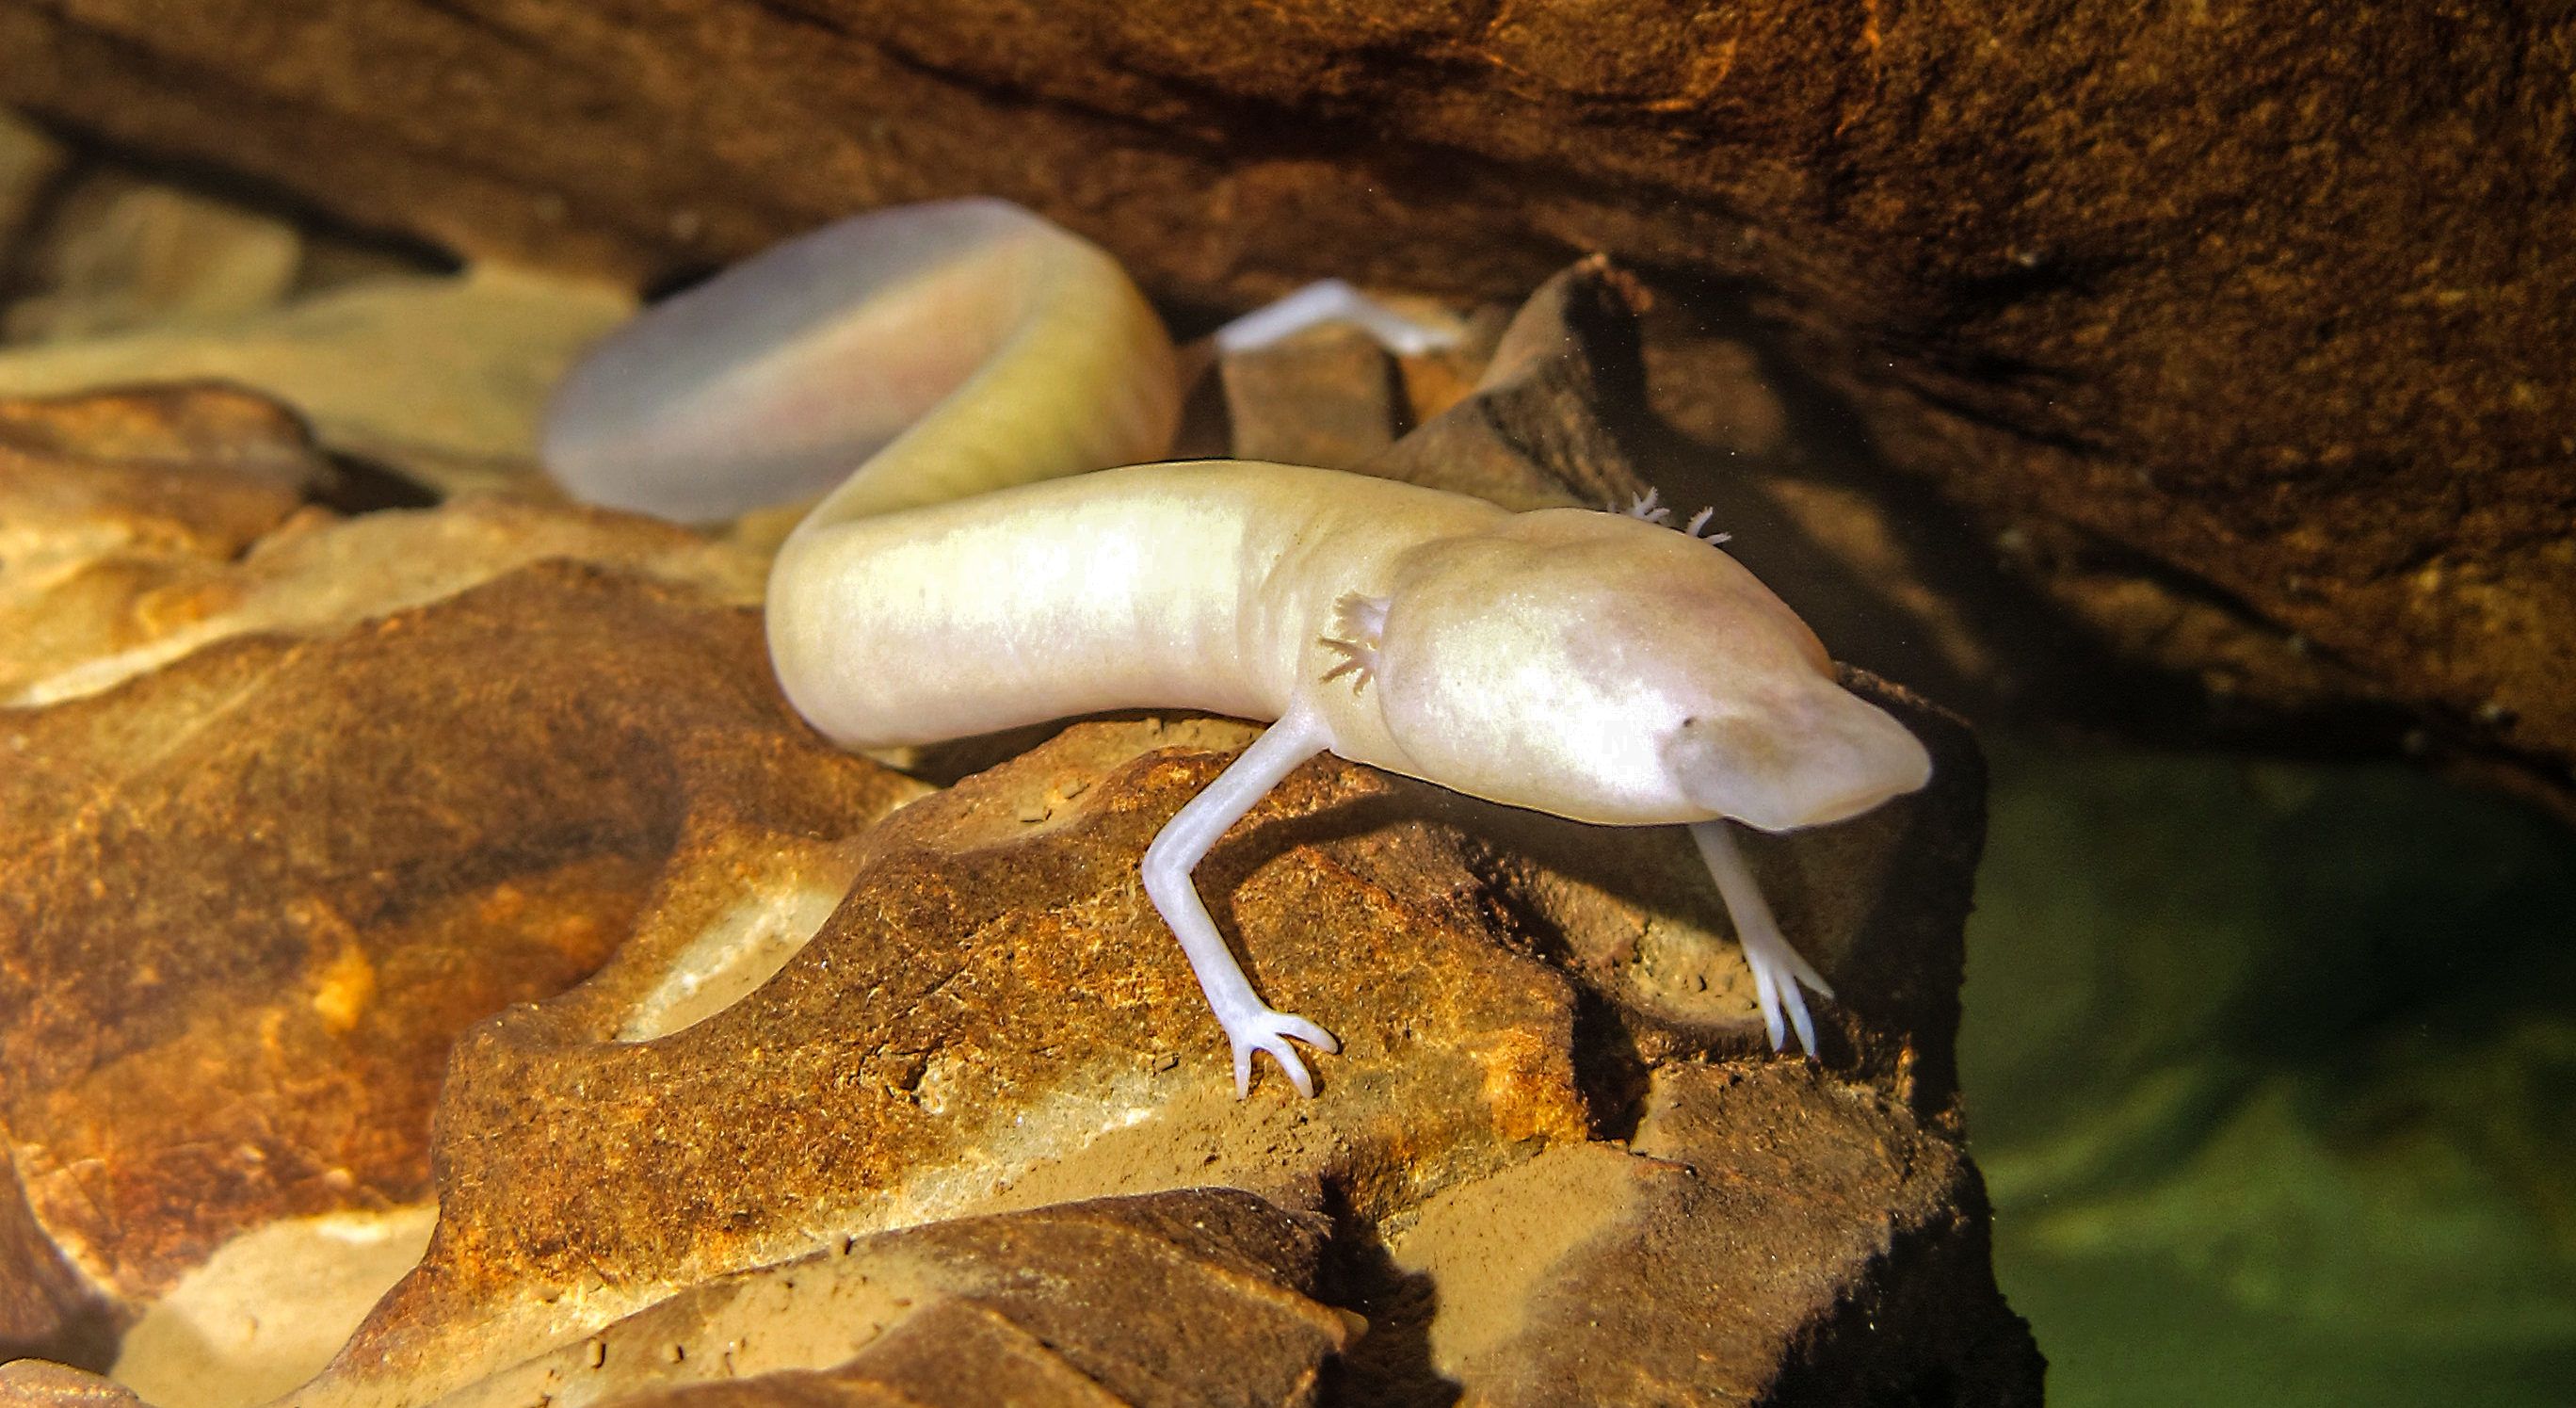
[{"x1": 1224, "y1": 1008, "x2": 1339, "y2": 1098}]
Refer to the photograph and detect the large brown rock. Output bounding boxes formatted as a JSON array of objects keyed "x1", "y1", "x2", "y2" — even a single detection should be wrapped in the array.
[
  {"x1": 0, "y1": 385, "x2": 767, "y2": 707},
  {"x1": 0, "y1": 560, "x2": 923, "y2": 1363},
  {"x1": 0, "y1": 265, "x2": 636, "y2": 499},
  {"x1": 1385, "y1": 1062, "x2": 2037, "y2": 1404},
  {"x1": 422, "y1": 1189, "x2": 1353, "y2": 1408},
  {"x1": 281, "y1": 690, "x2": 1994, "y2": 1407},
  {"x1": 0, "y1": 0, "x2": 2566, "y2": 814},
  {"x1": 294, "y1": 713, "x2": 1589, "y2": 1401}
]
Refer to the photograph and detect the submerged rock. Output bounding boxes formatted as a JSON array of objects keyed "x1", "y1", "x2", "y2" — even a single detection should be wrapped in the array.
[
  {"x1": 4, "y1": 172, "x2": 300, "y2": 344},
  {"x1": 0, "y1": 266, "x2": 632, "y2": 498},
  {"x1": 0, "y1": 559, "x2": 923, "y2": 1377},
  {"x1": 0, "y1": 385, "x2": 765, "y2": 706},
  {"x1": 420, "y1": 1189, "x2": 1352, "y2": 1408}
]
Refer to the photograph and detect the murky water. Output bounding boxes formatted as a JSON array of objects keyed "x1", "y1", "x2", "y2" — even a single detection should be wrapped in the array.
[{"x1": 1964, "y1": 735, "x2": 2576, "y2": 1405}]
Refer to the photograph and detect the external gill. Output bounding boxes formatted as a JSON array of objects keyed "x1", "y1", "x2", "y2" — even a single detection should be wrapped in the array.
[
  {"x1": 1623, "y1": 488, "x2": 1731, "y2": 544},
  {"x1": 1320, "y1": 591, "x2": 1392, "y2": 689}
]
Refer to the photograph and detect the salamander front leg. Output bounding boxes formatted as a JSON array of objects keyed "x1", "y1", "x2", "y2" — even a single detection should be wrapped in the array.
[
  {"x1": 1139, "y1": 708, "x2": 1341, "y2": 1097},
  {"x1": 1690, "y1": 819, "x2": 1834, "y2": 1056}
]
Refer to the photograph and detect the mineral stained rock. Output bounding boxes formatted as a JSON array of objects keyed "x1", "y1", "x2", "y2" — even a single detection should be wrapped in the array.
[
  {"x1": 0, "y1": 385, "x2": 319, "y2": 707},
  {"x1": 3, "y1": 171, "x2": 299, "y2": 343},
  {"x1": 0, "y1": 546, "x2": 922, "y2": 1366},
  {"x1": 403, "y1": 1189, "x2": 1352, "y2": 1408},
  {"x1": 0, "y1": 385, "x2": 766, "y2": 707},
  {"x1": 0, "y1": 1360, "x2": 150, "y2": 1408},
  {"x1": 1388, "y1": 1063, "x2": 2039, "y2": 1404},
  {"x1": 0, "y1": 266, "x2": 635, "y2": 497},
  {"x1": 304, "y1": 712, "x2": 1593, "y2": 1401},
  {"x1": 0, "y1": 0, "x2": 2565, "y2": 815},
  {"x1": 289, "y1": 681, "x2": 1990, "y2": 1406}
]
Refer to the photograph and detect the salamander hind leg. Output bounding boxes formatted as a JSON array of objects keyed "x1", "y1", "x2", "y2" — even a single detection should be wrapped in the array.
[
  {"x1": 1138, "y1": 710, "x2": 1342, "y2": 1097},
  {"x1": 1689, "y1": 819, "x2": 1835, "y2": 1055},
  {"x1": 1213, "y1": 280, "x2": 1462, "y2": 358}
]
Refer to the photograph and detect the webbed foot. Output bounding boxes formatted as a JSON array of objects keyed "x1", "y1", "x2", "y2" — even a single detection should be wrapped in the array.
[{"x1": 1221, "y1": 1006, "x2": 1339, "y2": 1099}]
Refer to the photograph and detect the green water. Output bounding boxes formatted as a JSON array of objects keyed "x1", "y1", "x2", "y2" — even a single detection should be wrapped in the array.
[{"x1": 1961, "y1": 737, "x2": 2576, "y2": 1404}]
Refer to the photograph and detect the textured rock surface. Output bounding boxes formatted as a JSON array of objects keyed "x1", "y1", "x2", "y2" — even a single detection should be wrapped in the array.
[
  {"x1": 0, "y1": 387, "x2": 765, "y2": 706},
  {"x1": 3, "y1": 172, "x2": 299, "y2": 343},
  {"x1": 0, "y1": 1, "x2": 2565, "y2": 816},
  {"x1": 285, "y1": 678, "x2": 1988, "y2": 1406},
  {"x1": 305, "y1": 712, "x2": 1589, "y2": 1401},
  {"x1": 1385, "y1": 1063, "x2": 2037, "y2": 1403},
  {"x1": 1, "y1": 264, "x2": 2031, "y2": 1400},
  {"x1": 0, "y1": 1360, "x2": 149, "y2": 1408},
  {"x1": 426, "y1": 1189, "x2": 1351, "y2": 1408},
  {"x1": 0, "y1": 560, "x2": 923, "y2": 1364},
  {"x1": 0, "y1": 385, "x2": 321, "y2": 699},
  {"x1": 0, "y1": 266, "x2": 633, "y2": 497}
]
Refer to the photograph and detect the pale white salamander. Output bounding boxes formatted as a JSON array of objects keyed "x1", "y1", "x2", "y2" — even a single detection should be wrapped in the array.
[{"x1": 543, "y1": 200, "x2": 1932, "y2": 1097}]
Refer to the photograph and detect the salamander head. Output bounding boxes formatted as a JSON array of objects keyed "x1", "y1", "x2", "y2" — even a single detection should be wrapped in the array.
[{"x1": 1364, "y1": 509, "x2": 1931, "y2": 831}]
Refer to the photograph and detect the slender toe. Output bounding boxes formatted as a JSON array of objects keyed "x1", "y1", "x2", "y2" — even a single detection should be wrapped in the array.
[
  {"x1": 1788, "y1": 947, "x2": 1834, "y2": 997},
  {"x1": 1272, "y1": 1045, "x2": 1317, "y2": 1097},
  {"x1": 1784, "y1": 985, "x2": 1818, "y2": 1056},
  {"x1": 1751, "y1": 965, "x2": 1786, "y2": 1050}
]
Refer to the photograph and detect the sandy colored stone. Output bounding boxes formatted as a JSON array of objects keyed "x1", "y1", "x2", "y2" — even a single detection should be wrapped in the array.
[
  {"x1": 8, "y1": 492, "x2": 769, "y2": 707},
  {"x1": 0, "y1": 1360, "x2": 147, "y2": 1408},
  {"x1": 0, "y1": 564, "x2": 924, "y2": 1368},
  {"x1": 0, "y1": 385, "x2": 319, "y2": 696},
  {"x1": 1220, "y1": 323, "x2": 1404, "y2": 472},
  {"x1": 0, "y1": 262, "x2": 633, "y2": 496},
  {"x1": 108, "y1": 1207, "x2": 437, "y2": 1408},
  {"x1": 0, "y1": 107, "x2": 67, "y2": 257},
  {"x1": 1377, "y1": 1062, "x2": 2037, "y2": 1404},
  {"x1": 298, "y1": 714, "x2": 1590, "y2": 1404},
  {"x1": 4, "y1": 0, "x2": 2562, "y2": 810},
  {"x1": 0, "y1": 385, "x2": 315, "y2": 579},
  {"x1": 0, "y1": 382, "x2": 323, "y2": 491},
  {"x1": 4, "y1": 171, "x2": 301, "y2": 342},
  {"x1": 415, "y1": 1190, "x2": 1344, "y2": 1408},
  {"x1": 0, "y1": 384, "x2": 767, "y2": 708}
]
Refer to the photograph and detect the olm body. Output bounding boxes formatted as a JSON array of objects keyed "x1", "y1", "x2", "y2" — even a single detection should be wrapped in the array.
[{"x1": 547, "y1": 200, "x2": 1931, "y2": 1095}]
